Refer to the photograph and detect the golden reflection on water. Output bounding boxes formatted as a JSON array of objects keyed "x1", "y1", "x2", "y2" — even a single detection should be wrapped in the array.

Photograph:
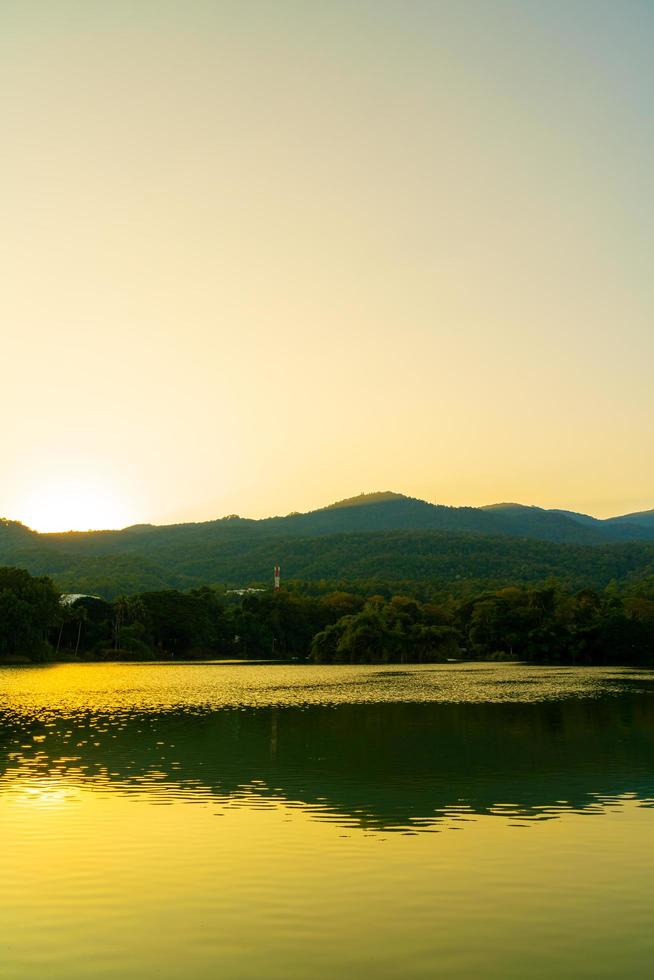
[
  {"x1": 11, "y1": 778, "x2": 80, "y2": 809},
  {"x1": 2, "y1": 660, "x2": 653, "y2": 716},
  {"x1": 1, "y1": 663, "x2": 654, "y2": 979},
  {"x1": 2, "y1": 786, "x2": 654, "y2": 980}
]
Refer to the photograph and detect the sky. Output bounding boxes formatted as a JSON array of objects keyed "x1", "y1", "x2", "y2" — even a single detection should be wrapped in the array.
[{"x1": 2, "y1": 0, "x2": 653, "y2": 531}]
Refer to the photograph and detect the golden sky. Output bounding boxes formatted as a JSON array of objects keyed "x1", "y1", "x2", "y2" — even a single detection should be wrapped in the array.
[{"x1": 2, "y1": 1, "x2": 653, "y2": 530}]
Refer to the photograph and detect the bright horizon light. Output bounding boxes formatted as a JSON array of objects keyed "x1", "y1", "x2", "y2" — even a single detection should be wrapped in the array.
[{"x1": 20, "y1": 479, "x2": 131, "y2": 533}]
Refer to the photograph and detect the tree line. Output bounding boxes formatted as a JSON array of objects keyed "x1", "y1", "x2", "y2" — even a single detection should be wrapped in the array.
[
  {"x1": 1, "y1": 565, "x2": 654, "y2": 665},
  {"x1": 4, "y1": 517, "x2": 654, "y2": 601}
]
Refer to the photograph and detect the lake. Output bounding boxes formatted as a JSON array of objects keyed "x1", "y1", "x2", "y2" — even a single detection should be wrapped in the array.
[{"x1": 1, "y1": 662, "x2": 654, "y2": 979}]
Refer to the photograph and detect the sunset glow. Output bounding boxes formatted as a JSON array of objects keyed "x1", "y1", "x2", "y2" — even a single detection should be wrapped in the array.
[
  {"x1": 21, "y1": 479, "x2": 130, "y2": 533},
  {"x1": 2, "y1": 1, "x2": 653, "y2": 528}
]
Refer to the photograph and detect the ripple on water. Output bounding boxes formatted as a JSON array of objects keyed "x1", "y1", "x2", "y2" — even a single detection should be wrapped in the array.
[{"x1": 0, "y1": 661, "x2": 652, "y2": 722}]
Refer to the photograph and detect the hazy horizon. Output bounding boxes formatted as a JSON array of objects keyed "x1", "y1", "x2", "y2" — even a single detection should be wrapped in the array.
[
  {"x1": 5, "y1": 487, "x2": 654, "y2": 534},
  {"x1": 3, "y1": 1, "x2": 653, "y2": 531}
]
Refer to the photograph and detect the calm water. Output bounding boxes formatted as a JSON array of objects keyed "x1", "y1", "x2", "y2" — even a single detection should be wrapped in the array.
[{"x1": 2, "y1": 662, "x2": 654, "y2": 979}]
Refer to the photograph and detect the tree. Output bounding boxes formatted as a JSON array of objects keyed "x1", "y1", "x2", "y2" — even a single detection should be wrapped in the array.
[{"x1": 0, "y1": 567, "x2": 60, "y2": 660}]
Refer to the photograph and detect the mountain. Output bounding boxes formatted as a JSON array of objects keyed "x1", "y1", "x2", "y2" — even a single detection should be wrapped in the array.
[
  {"x1": 252, "y1": 494, "x2": 651, "y2": 543},
  {"x1": 6, "y1": 494, "x2": 654, "y2": 548},
  {"x1": 548, "y1": 509, "x2": 604, "y2": 528},
  {"x1": 321, "y1": 491, "x2": 406, "y2": 509},
  {"x1": 481, "y1": 502, "x2": 654, "y2": 541},
  {"x1": 2, "y1": 495, "x2": 654, "y2": 598},
  {"x1": 607, "y1": 509, "x2": 654, "y2": 529}
]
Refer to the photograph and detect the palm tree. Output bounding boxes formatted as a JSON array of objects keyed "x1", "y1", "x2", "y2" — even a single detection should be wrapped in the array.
[
  {"x1": 113, "y1": 595, "x2": 145, "y2": 650},
  {"x1": 72, "y1": 604, "x2": 87, "y2": 657}
]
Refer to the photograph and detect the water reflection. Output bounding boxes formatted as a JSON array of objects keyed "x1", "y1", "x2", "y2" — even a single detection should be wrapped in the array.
[
  {"x1": 3, "y1": 664, "x2": 654, "y2": 980},
  {"x1": 2, "y1": 668, "x2": 654, "y2": 830}
]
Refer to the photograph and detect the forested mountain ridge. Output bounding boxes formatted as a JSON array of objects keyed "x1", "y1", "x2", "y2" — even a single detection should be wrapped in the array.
[
  {"x1": 607, "y1": 508, "x2": 654, "y2": 529},
  {"x1": 3, "y1": 492, "x2": 654, "y2": 549},
  {"x1": 476, "y1": 501, "x2": 654, "y2": 538},
  {"x1": 3, "y1": 493, "x2": 654, "y2": 599}
]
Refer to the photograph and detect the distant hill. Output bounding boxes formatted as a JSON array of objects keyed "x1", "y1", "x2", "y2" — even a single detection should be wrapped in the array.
[
  {"x1": 607, "y1": 509, "x2": 654, "y2": 529},
  {"x1": 321, "y1": 491, "x2": 406, "y2": 509},
  {"x1": 479, "y1": 501, "x2": 654, "y2": 541},
  {"x1": 548, "y1": 509, "x2": 603, "y2": 528},
  {"x1": 2, "y1": 494, "x2": 654, "y2": 598},
  {"x1": 256, "y1": 495, "x2": 652, "y2": 543}
]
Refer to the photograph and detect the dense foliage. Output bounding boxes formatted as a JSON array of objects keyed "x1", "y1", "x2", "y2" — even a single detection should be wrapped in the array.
[
  {"x1": 3, "y1": 517, "x2": 654, "y2": 600},
  {"x1": 2, "y1": 495, "x2": 654, "y2": 601},
  {"x1": 0, "y1": 567, "x2": 60, "y2": 660},
  {"x1": 2, "y1": 566, "x2": 653, "y2": 666}
]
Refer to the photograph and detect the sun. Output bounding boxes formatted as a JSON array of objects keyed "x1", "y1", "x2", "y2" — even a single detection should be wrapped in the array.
[{"x1": 21, "y1": 478, "x2": 130, "y2": 533}]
